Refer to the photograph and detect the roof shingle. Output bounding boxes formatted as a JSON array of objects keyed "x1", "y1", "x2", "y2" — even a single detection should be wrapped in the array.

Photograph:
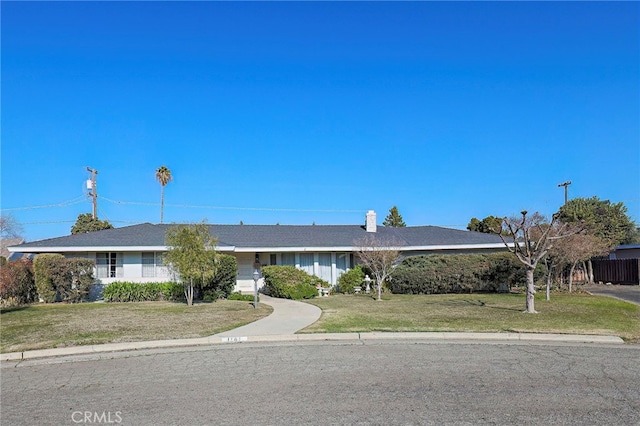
[{"x1": 9, "y1": 223, "x2": 505, "y2": 251}]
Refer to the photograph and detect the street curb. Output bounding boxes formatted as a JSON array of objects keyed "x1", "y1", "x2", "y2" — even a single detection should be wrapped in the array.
[{"x1": 0, "y1": 332, "x2": 625, "y2": 362}]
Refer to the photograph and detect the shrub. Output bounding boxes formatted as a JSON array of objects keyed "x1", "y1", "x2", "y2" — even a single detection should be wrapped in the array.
[
  {"x1": 33, "y1": 254, "x2": 63, "y2": 303},
  {"x1": 337, "y1": 265, "x2": 365, "y2": 294},
  {"x1": 33, "y1": 255, "x2": 95, "y2": 303},
  {"x1": 202, "y1": 289, "x2": 225, "y2": 302},
  {"x1": 202, "y1": 254, "x2": 238, "y2": 297},
  {"x1": 103, "y1": 281, "x2": 184, "y2": 302},
  {"x1": 227, "y1": 292, "x2": 259, "y2": 302},
  {"x1": 0, "y1": 259, "x2": 37, "y2": 307},
  {"x1": 56, "y1": 258, "x2": 95, "y2": 303},
  {"x1": 261, "y1": 265, "x2": 322, "y2": 300},
  {"x1": 390, "y1": 253, "x2": 538, "y2": 295}
]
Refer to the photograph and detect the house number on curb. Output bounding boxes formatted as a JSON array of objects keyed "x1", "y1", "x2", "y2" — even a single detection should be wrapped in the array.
[{"x1": 221, "y1": 336, "x2": 248, "y2": 343}]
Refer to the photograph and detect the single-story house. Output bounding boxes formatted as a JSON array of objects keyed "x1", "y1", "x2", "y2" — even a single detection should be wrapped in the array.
[
  {"x1": 608, "y1": 244, "x2": 640, "y2": 260},
  {"x1": 1, "y1": 237, "x2": 28, "y2": 261},
  {"x1": 8, "y1": 211, "x2": 508, "y2": 295}
]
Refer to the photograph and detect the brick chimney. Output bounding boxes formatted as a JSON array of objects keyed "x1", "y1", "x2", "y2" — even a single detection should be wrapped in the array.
[{"x1": 365, "y1": 210, "x2": 377, "y2": 232}]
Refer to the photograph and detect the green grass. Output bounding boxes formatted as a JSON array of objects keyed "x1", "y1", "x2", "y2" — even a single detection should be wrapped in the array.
[
  {"x1": 302, "y1": 293, "x2": 640, "y2": 343},
  {"x1": 2, "y1": 293, "x2": 638, "y2": 353},
  {"x1": 0, "y1": 301, "x2": 272, "y2": 353}
]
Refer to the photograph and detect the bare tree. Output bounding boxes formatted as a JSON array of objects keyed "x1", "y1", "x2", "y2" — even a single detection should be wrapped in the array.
[
  {"x1": 356, "y1": 235, "x2": 400, "y2": 301},
  {"x1": 497, "y1": 211, "x2": 579, "y2": 313},
  {"x1": 550, "y1": 233, "x2": 608, "y2": 292},
  {"x1": 0, "y1": 213, "x2": 24, "y2": 239}
]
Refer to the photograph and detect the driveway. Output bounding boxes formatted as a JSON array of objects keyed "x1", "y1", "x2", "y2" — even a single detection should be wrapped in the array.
[{"x1": 584, "y1": 284, "x2": 640, "y2": 305}]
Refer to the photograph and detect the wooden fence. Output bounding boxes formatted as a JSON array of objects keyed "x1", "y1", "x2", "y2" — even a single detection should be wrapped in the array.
[{"x1": 592, "y1": 258, "x2": 640, "y2": 285}]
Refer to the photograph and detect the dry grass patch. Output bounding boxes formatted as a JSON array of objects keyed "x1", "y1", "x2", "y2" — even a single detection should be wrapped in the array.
[
  {"x1": 302, "y1": 293, "x2": 640, "y2": 343},
  {"x1": 1, "y1": 301, "x2": 272, "y2": 353}
]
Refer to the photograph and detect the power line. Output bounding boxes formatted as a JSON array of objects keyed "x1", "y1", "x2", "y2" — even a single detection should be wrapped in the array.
[{"x1": 1, "y1": 196, "x2": 87, "y2": 212}]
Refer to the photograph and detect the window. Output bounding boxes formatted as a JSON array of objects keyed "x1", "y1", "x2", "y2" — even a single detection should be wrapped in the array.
[
  {"x1": 299, "y1": 253, "x2": 314, "y2": 275},
  {"x1": 142, "y1": 253, "x2": 155, "y2": 277},
  {"x1": 318, "y1": 253, "x2": 332, "y2": 282},
  {"x1": 281, "y1": 253, "x2": 295, "y2": 266},
  {"x1": 142, "y1": 252, "x2": 168, "y2": 278},
  {"x1": 336, "y1": 253, "x2": 347, "y2": 280},
  {"x1": 96, "y1": 253, "x2": 123, "y2": 278}
]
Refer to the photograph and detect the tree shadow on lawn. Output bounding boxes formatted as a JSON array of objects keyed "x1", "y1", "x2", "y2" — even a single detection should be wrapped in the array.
[{"x1": 0, "y1": 306, "x2": 31, "y2": 315}]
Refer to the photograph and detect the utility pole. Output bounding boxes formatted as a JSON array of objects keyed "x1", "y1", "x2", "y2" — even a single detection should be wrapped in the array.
[
  {"x1": 558, "y1": 181, "x2": 571, "y2": 205},
  {"x1": 87, "y1": 167, "x2": 98, "y2": 219}
]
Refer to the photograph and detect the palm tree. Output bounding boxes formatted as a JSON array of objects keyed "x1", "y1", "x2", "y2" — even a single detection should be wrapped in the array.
[{"x1": 155, "y1": 166, "x2": 172, "y2": 224}]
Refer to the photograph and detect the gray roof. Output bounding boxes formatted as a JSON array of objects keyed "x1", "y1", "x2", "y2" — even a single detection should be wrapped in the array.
[
  {"x1": 1, "y1": 237, "x2": 24, "y2": 258},
  {"x1": 9, "y1": 223, "x2": 506, "y2": 252}
]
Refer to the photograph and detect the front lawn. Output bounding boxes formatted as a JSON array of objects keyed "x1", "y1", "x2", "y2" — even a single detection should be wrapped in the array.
[
  {"x1": 0, "y1": 301, "x2": 272, "y2": 353},
  {"x1": 302, "y1": 293, "x2": 640, "y2": 343}
]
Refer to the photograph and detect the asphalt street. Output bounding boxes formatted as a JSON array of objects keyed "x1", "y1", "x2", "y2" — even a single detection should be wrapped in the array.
[
  {"x1": 2, "y1": 340, "x2": 639, "y2": 425},
  {"x1": 584, "y1": 284, "x2": 640, "y2": 305}
]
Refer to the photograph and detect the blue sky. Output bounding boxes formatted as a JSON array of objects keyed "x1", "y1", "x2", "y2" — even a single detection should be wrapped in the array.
[{"x1": 2, "y1": 1, "x2": 639, "y2": 242}]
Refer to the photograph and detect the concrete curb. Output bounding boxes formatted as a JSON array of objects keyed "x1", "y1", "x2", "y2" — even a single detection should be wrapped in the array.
[{"x1": 0, "y1": 332, "x2": 625, "y2": 362}]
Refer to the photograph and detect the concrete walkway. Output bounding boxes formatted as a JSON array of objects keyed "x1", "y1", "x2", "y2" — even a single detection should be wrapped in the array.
[{"x1": 214, "y1": 294, "x2": 322, "y2": 337}]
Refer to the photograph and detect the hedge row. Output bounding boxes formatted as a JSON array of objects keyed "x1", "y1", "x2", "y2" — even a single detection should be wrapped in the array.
[
  {"x1": 262, "y1": 265, "x2": 325, "y2": 300},
  {"x1": 227, "y1": 292, "x2": 259, "y2": 302},
  {"x1": 390, "y1": 253, "x2": 544, "y2": 295},
  {"x1": 103, "y1": 281, "x2": 185, "y2": 302},
  {"x1": 0, "y1": 259, "x2": 37, "y2": 307},
  {"x1": 33, "y1": 254, "x2": 95, "y2": 303}
]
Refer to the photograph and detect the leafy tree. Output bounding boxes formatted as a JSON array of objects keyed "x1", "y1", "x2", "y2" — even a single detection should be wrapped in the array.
[
  {"x1": 467, "y1": 215, "x2": 503, "y2": 234},
  {"x1": 155, "y1": 166, "x2": 173, "y2": 224},
  {"x1": 497, "y1": 211, "x2": 579, "y2": 313},
  {"x1": 467, "y1": 217, "x2": 482, "y2": 232},
  {"x1": 0, "y1": 213, "x2": 24, "y2": 239},
  {"x1": 356, "y1": 235, "x2": 400, "y2": 301},
  {"x1": 164, "y1": 223, "x2": 217, "y2": 306},
  {"x1": 383, "y1": 206, "x2": 406, "y2": 227},
  {"x1": 71, "y1": 213, "x2": 114, "y2": 235},
  {"x1": 558, "y1": 196, "x2": 638, "y2": 247}
]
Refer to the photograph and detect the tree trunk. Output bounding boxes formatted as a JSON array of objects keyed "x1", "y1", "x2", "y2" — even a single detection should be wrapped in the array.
[
  {"x1": 185, "y1": 278, "x2": 194, "y2": 306},
  {"x1": 160, "y1": 186, "x2": 165, "y2": 224},
  {"x1": 586, "y1": 259, "x2": 594, "y2": 284},
  {"x1": 377, "y1": 278, "x2": 382, "y2": 301},
  {"x1": 568, "y1": 262, "x2": 577, "y2": 292},
  {"x1": 544, "y1": 259, "x2": 552, "y2": 301},
  {"x1": 546, "y1": 266, "x2": 551, "y2": 301},
  {"x1": 525, "y1": 267, "x2": 537, "y2": 313}
]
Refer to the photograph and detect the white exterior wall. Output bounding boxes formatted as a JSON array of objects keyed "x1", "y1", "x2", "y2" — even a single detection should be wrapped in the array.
[
  {"x1": 90, "y1": 252, "x2": 173, "y2": 285},
  {"x1": 232, "y1": 251, "x2": 351, "y2": 293},
  {"x1": 234, "y1": 252, "x2": 264, "y2": 293}
]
